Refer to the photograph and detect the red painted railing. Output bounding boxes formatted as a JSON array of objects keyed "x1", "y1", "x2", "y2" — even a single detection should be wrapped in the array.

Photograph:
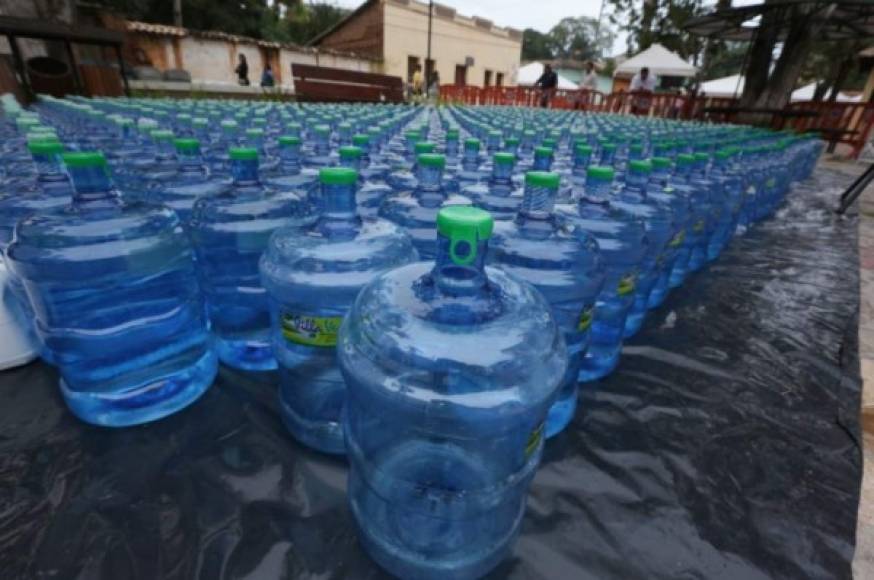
[{"x1": 437, "y1": 85, "x2": 873, "y2": 158}]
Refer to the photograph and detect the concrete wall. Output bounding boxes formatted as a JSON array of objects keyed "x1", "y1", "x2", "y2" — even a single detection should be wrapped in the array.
[
  {"x1": 382, "y1": 0, "x2": 521, "y2": 87},
  {"x1": 129, "y1": 33, "x2": 379, "y2": 89}
]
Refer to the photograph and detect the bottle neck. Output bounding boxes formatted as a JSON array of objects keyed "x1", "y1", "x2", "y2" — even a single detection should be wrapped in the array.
[
  {"x1": 313, "y1": 133, "x2": 329, "y2": 156},
  {"x1": 32, "y1": 153, "x2": 65, "y2": 181},
  {"x1": 68, "y1": 165, "x2": 119, "y2": 205},
  {"x1": 231, "y1": 158, "x2": 260, "y2": 185},
  {"x1": 445, "y1": 139, "x2": 459, "y2": 158},
  {"x1": 416, "y1": 164, "x2": 444, "y2": 194},
  {"x1": 518, "y1": 184, "x2": 557, "y2": 226},
  {"x1": 491, "y1": 162, "x2": 513, "y2": 184},
  {"x1": 279, "y1": 145, "x2": 301, "y2": 174},
  {"x1": 623, "y1": 171, "x2": 649, "y2": 199},
  {"x1": 462, "y1": 147, "x2": 479, "y2": 169},
  {"x1": 532, "y1": 154, "x2": 552, "y2": 171},
  {"x1": 432, "y1": 235, "x2": 489, "y2": 296},
  {"x1": 339, "y1": 157, "x2": 362, "y2": 174},
  {"x1": 600, "y1": 150, "x2": 615, "y2": 166},
  {"x1": 573, "y1": 153, "x2": 591, "y2": 175},
  {"x1": 318, "y1": 182, "x2": 360, "y2": 239},
  {"x1": 582, "y1": 178, "x2": 613, "y2": 205},
  {"x1": 177, "y1": 151, "x2": 207, "y2": 179}
]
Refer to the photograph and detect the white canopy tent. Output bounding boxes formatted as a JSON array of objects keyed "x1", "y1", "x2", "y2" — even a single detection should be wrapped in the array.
[
  {"x1": 613, "y1": 44, "x2": 697, "y2": 79},
  {"x1": 700, "y1": 74, "x2": 860, "y2": 102},
  {"x1": 700, "y1": 74, "x2": 744, "y2": 98},
  {"x1": 517, "y1": 62, "x2": 579, "y2": 90}
]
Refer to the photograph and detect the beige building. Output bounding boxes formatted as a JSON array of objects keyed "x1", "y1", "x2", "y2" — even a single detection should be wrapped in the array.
[{"x1": 312, "y1": 0, "x2": 522, "y2": 88}]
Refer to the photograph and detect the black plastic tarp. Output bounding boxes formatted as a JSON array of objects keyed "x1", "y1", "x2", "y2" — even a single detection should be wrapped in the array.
[{"x1": 0, "y1": 168, "x2": 862, "y2": 579}]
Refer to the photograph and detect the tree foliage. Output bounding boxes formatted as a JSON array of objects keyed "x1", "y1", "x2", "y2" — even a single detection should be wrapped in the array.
[
  {"x1": 522, "y1": 16, "x2": 615, "y2": 62},
  {"x1": 91, "y1": 0, "x2": 349, "y2": 45},
  {"x1": 606, "y1": 0, "x2": 705, "y2": 60}
]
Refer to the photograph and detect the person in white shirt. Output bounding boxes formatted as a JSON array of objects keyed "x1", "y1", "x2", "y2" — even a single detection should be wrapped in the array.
[
  {"x1": 580, "y1": 61, "x2": 598, "y2": 90},
  {"x1": 630, "y1": 67, "x2": 657, "y2": 92}
]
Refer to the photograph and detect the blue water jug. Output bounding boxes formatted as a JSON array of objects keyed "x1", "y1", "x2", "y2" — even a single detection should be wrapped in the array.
[
  {"x1": 261, "y1": 166, "x2": 417, "y2": 454},
  {"x1": 558, "y1": 166, "x2": 648, "y2": 381},
  {"x1": 339, "y1": 205, "x2": 567, "y2": 580},
  {"x1": 380, "y1": 153, "x2": 471, "y2": 259},
  {"x1": 336, "y1": 145, "x2": 392, "y2": 219},
  {"x1": 489, "y1": 171, "x2": 603, "y2": 437},
  {"x1": 6, "y1": 151, "x2": 217, "y2": 426},
  {"x1": 464, "y1": 152, "x2": 521, "y2": 220},
  {"x1": 190, "y1": 147, "x2": 310, "y2": 371},
  {"x1": 153, "y1": 138, "x2": 228, "y2": 226}
]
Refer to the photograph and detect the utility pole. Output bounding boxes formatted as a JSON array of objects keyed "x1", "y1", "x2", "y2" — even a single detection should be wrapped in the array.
[
  {"x1": 426, "y1": 0, "x2": 433, "y2": 80},
  {"x1": 173, "y1": 0, "x2": 183, "y2": 27}
]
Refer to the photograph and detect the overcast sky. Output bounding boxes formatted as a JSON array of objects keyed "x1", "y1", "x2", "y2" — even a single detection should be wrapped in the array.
[{"x1": 328, "y1": 0, "x2": 629, "y2": 56}]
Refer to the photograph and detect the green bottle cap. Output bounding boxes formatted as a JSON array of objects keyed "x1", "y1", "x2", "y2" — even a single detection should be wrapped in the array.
[
  {"x1": 676, "y1": 153, "x2": 695, "y2": 166},
  {"x1": 628, "y1": 159, "x2": 652, "y2": 173},
  {"x1": 405, "y1": 130, "x2": 420, "y2": 140},
  {"x1": 436, "y1": 206, "x2": 494, "y2": 266},
  {"x1": 601, "y1": 142, "x2": 617, "y2": 152},
  {"x1": 229, "y1": 147, "x2": 258, "y2": 161},
  {"x1": 494, "y1": 152, "x2": 515, "y2": 165},
  {"x1": 505, "y1": 137, "x2": 520, "y2": 146},
  {"x1": 693, "y1": 152, "x2": 710, "y2": 162},
  {"x1": 246, "y1": 128, "x2": 264, "y2": 137},
  {"x1": 414, "y1": 142, "x2": 435, "y2": 154},
  {"x1": 651, "y1": 157, "x2": 672, "y2": 169},
  {"x1": 525, "y1": 171, "x2": 560, "y2": 189},
  {"x1": 62, "y1": 151, "x2": 107, "y2": 167},
  {"x1": 587, "y1": 166, "x2": 614, "y2": 181},
  {"x1": 464, "y1": 138, "x2": 480, "y2": 149},
  {"x1": 319, "y1": 166, "x2": 358, "y2": 185},
  {"x1": 534, "y1": 146, "x2": 553, "y2": 157},
  {"x1": 151, "y1": 129, "x2": 174, "y2": 142},
  {"x1": 173, "y1": 138, "x2": 200, "y2": 152},
  {"x1": 446, "y1": 128, "x2": 459, "y2": 139},
  {"x1": 339, "y1": 145, "x2": 362, "y2": 160},
  {"x1": 715, "y1": 149, "x2": 732, "y2": 160},
  {"x1": 417, "y1": 153, "x2": 446, "y2": 168},
  {"x1": 28, "y1": 140, "x2": 63, "y2": 155},
  {"x1": 575, "y1": 144, "x2": 593, "y2": 156},
  {"x1": 314, "y1": 124, "x2": 331, "y2": 135},
  {"x1": 192, "y1": 117, "x2": 208, "y2": 127},
  {"x1": 542, "y1": 138, "x2": 557, "y2": 148},
  {"x1": 352, "y1": 134, "x2": 369, "y2": 146},
  {"x1": 278, "y1": 135, "x2": 301, "y2": 146}
]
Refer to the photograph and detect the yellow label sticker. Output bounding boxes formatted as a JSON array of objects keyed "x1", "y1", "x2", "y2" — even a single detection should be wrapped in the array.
[
  {"x1": 525, "y1": 423, "x2": 544, "y2": 458},
  {"x1": 577, "y1": 307, "x2": 594, "y2": 332},
  {"x1": 281, "y1": 313, "x2": 342, "y2": 347},
  {"x1": 669, "y1": 229, "x2": 686, "y2": 248},
  {"x1": 617, "y1": 273, "x2": 636, "y2": 296},
  {"x1": 693, "y1": 219, "x2": 705, "y2": 233},
  {"x1": 766, "y1": 178, "x2": 776, "y2": 189}
]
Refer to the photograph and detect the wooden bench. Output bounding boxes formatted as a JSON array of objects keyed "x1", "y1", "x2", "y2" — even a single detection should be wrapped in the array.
[{"x1": 291, "y1": 63, "x2": 403, "y2": 103}]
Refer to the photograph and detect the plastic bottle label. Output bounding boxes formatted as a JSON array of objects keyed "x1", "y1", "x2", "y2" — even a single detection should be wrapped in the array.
[
  {"x1": 525, "y1": 423, "x2": 544, "y2": 458},
  {"x1": 577, "y1": 307, "x2": 593, "y2": 332},
  {"x1": 617, "y1": 273, "x2": 636, "y2": 296},
  {"x1": 693, "y1": 219, "x2": 705, "y2": 233},
  {"x1": 669, "y1": 229, "x2": 686, "y2": 248},
  {"x1": 281, "y1": 312, "x2": 342, "y2": 347}
]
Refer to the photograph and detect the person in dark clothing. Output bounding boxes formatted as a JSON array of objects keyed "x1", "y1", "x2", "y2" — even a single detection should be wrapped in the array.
[
  {"x1": 260, "y1": 63, "x2": 275, "y2": 88},
  {"x1": 235, "y1": 54, "x2": 249, "y2": 86},
  {"x1": 535, "y1": 64, "x2": 558, "y2": 107}
]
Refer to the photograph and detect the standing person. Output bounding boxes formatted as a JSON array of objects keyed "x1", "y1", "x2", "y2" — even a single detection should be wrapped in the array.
[
  {"x1": 629, "y1": 67, "x2": 656, "y2": 115},
  {"x1": 235, "y1": 54, "x2": 249, "y2": 86},
  {"x1": 261, "y1": 63, "x2": 275, "y2": 88},
  {"x1": 535, "y1": 64, "x2": 558, "y2": 108},
  {"x1": 576, "y1": 60, "x2": 598, "y2": 110},
  {"x1": 428, "y1": 71, "x2": 440, "y2": 104},
  {"x1": 411, "y1": 64, "x2": 424, "y2": 100}
]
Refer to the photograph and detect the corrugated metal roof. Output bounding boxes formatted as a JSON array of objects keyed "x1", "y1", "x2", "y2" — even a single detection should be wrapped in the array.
[{"x1": 125, "y1": 20, "x2": 381, "y2": 61}]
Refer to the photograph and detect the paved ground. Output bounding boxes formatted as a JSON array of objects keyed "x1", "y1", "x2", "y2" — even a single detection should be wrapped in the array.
[{"x1": 833, "y1": 154, "x2": 874, "y2": 579}]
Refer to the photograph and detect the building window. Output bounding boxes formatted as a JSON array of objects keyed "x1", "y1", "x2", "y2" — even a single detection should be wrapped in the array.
[
  {"x1": 484, "y1": 70, "x2": 492, "y2": 87},
  {"x1": 496, "y1": 72, "x2": 504, "y2": 87},
  {"x1": 407, "y1": 55, "x2": 420, "y2": 82},
  {"x1": 454, "y1": 64, "x2": 467, "y2": 86}
]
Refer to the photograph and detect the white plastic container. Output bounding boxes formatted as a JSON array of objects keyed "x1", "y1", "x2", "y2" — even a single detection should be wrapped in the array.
[{"x1": 0, "y1": 263, "x2": 39, "y2": 370}]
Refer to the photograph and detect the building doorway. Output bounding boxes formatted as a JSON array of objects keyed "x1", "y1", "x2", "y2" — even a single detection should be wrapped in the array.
[
  {"x1": 454, "y1": 64, "x2": 467, "y2": 86},
  {"x1": 407, "y1": 55, "x2": 420, "y2": 82},
  {"x1": 496, "y1": 72, "x2": 504, "y2": 87},
  {"x1": 484, "y1": 69, "x2": 492, "y2": 87}
]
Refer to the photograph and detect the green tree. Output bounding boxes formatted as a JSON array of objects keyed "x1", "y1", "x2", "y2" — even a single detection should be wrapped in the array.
[
  {"x1": 522, "y1": 28, "x2": 554, "y2": 61},
  {"x1": 607, "y1": 0, "x2": 705, "y2": 60},
  {"x1": 547, "y1": 16, "x2": 614, "y2": 61}
]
